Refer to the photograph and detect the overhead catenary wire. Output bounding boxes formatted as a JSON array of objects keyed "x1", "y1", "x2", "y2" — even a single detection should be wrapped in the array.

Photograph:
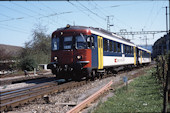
[
  {"x1": 0, "y1": 23, "x2": 29, "y2": 31},
  {"x1": 39, "y1": 1, "x2": 73, "y2": 24},
  {"x1": 0, "y1": 25, "x2": 29, "y2": 34},
  {"x1": 0, "y1": 4, "x2": 34, "y2": 17},
  {"x1": 68, "y1": 1, "x2": 105, "y2": 28},
  {"x1": 90, "y1": 1, "x2": 107, "y2": 17},
  {"x1": 148, "y1": 1, "x2": 166, "y2": 30},
  {"x1": 143, "y1": 1, "x2": 156, "y2": 30},
  {"x1": 0, "y1": 2, "x2": 65, "y2": 27},
  {"x1": 0, "y1": 13, "x2": 11, "y2": 18},
  {"x1": 77, "y1": 1, "x2": 106, "y2": 21}
]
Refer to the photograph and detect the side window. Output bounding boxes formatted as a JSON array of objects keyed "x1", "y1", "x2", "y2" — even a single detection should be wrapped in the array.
[
  {"x1": 91, "y1": 36, "x2": 95, "y2": 48},
  {"x1": 104, "y1": 39, "x2": 108, "y2": 51},
  {"x1": 87, "y1": 36, "x2": 95, "y2": 49},
  {"x1": 132, "y1": 47, "x2": 134, "y2": 54},
  {"x1": 114, "y1": 41, "x2": 117, "y2": 52},
  {"x1": 109, "y1": 40, "x2": 113, "y2": 51},
  {"x1": 129, "y1": 46, "x2": 131, "y2": 54},
  {"x1": 124, "y1": 45, "x2": 126, "y2": 53},
  {"x1": 128, "y1": 46, "x2": 130, "y2": 54},
  {"x1": 87, "y1": 36, "x2": 91, "y2": 48},
  {"x1": 117, "y1": 43, "x2": 121, "y2": 52}
]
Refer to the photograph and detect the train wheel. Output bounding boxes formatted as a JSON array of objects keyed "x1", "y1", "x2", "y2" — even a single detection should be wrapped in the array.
[
  {"x1": 90, "y1": 70, "x2": 95, "y2": 81},
  {"x1": 65, "y1": 78, "x2": 69, "y2": 82}
]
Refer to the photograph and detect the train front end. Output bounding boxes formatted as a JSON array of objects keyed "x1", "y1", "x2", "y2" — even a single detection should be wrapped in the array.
[{"x1": 47, "y1": 25, "x2": 93, "y2": 80}]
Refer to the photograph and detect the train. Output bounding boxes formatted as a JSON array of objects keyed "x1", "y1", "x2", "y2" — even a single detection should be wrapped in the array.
[{"x1": 47, "y1": 25, "x2": 151, "y2": 80}]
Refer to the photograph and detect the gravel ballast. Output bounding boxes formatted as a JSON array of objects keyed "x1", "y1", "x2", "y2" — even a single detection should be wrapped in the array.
[{"x1": 8, "y1": 66, "x2": 152, "y2": 113}]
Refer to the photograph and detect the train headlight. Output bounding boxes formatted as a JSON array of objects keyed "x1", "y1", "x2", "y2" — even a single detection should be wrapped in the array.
[
  {"x1": 77, "y1": 56, "x2": 82, "y2": 60},
  {"x1": 54, "y1": 56, "x2": 58, "y2": 61}
]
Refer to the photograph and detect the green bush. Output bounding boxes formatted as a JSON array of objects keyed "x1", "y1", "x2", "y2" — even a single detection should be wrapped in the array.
[{"x1": 19, "y1": 57, "x2": 37, "y2": 71}]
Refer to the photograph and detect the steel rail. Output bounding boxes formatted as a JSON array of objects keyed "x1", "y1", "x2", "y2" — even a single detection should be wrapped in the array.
[
  {"x1": 0, "y1": 80, "x2": 87, "y2": 112},
  {"x1": 0, "y1": 65, "x2": 150, "y2": 112},
  {"x1": 67, "y1": 80, "x2": 113, "y2": 113},
  {"x1": 0, "y1": 80, "x2": 58, "y2": 96}
]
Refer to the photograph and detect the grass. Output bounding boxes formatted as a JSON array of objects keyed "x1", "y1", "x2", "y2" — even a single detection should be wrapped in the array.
[{"x1": 93, "y1": 68, "x2": 163, "y2": 113}]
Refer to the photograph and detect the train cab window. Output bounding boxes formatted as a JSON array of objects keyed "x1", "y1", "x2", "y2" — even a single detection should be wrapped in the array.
[
  {"x1": 117, "y1": 43, "x2": 121, "y2": 52},
  {"x1": 76, "y1": 34, "x2": 87, "y2": 49},
  {"x1": 63, "y1": 36, "x2": 72, "y2": 49},
  {"x1": 52, "y1": 37, "x2": 59, "y2": 51},
  {"x1": 104, "y1": 39, "x2": 108, "y2": 51}
]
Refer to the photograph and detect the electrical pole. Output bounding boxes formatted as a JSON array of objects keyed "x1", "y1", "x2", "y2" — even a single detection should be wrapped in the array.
[
  {"x1": 165, "y1": 6, "x2": 169, "y2": 53},
  {"x1": 169, "y1": 0, "x2": 170, "y2": 51},
  {"x1": 141, "y1": 36, "x2": 148, "y2": 47},
  {"x1": 107, "y1": 16, "x2": 110, "y2": 31},
  {"x1": 145, "y1": 36, "x2": 148, "y2": 47},
  {"x1": 166, "y1": 6, "x2": 168, "y2": 32},
  {"x1": 107, "y1": 16, "x2": 114, "y2": 32}
]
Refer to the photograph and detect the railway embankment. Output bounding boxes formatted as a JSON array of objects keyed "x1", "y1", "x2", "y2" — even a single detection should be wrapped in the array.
[{"x1": 92, "y1": 67, "x2": 163, "y2": 113}]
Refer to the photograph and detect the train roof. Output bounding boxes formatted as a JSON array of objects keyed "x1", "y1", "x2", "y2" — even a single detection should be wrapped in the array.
[
  {"x1": 54, "y1": 25, "x2": 135, "y2": 45},
  {"x1": 137, "y1": 46, "x2": 151, "y2": 53},
  {"x1": 53, "y1": 25, "x2": 151, "y2": 52}
]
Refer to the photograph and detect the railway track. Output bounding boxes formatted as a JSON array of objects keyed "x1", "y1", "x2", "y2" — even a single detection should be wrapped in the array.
[
  {"x1": 0, "y1": 79, "x2": 87, "y2": 112},
  {"x1": 0, "y1": 73, "x2": 117, "y2": 112},
  {"x1": 0, "y1": 65, "x2": 151, "y2": 112}
]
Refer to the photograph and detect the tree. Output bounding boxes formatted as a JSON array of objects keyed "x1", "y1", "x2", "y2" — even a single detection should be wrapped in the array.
[{"x1": 19, "y1": 24, "x2": 51, "y2": 71}]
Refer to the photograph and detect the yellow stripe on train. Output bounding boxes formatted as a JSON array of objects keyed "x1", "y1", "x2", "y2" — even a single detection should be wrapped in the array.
[{"x1": 134, "y1": 46, "x2": 136, "y2": 65}]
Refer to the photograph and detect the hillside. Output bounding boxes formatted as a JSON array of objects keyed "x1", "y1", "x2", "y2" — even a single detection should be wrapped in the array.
[{"x1": 0, "y1": 44, "x2": 23, "y2": 57}]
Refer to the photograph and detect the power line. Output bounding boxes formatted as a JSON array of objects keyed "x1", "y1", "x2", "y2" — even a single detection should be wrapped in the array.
[
  {"x1": 0, "y1": 23, "x2": 28, "y2": 31},
  {"x1": 77, "y1": 1, "x2": 106, "y2": 21},
  {"x1": 0, "y1": 25, "x2": 29, "y2": 34},
  {"x1": 89, "y1": 1, "x2": 107, "y2": 17},
  {"x1": 91, "y1": 2, "x2": 129, "y2": 31},
  {"x1": 0, "y1": 2, "x2": 69, "y2": 27},
  {"x1": 0, "y1": 4, "x2": 34, "y2": 17},
  {"x1": 38, "y1": 2, "x2": 73, "y2": 26},
  {"x1": 0, "y1": 13, "x2": 11, "y2": 18},
  {"x1": 68, "y1": 1, "x2": 105, "y2": 28},
  {"x1": 148, "y1": 1, "x2": 166, "y2": 29},
  {"x1": 143, "y1": 1, "x2": 156, "y2": 29}
]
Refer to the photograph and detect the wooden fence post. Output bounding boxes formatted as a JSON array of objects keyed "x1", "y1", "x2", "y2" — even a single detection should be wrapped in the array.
[{"x1": 163, "y1": 53, "x2": 170, "y2": 113}]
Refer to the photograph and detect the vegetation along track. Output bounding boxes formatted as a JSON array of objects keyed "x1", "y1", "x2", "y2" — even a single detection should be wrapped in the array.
[{"x1": 0, "y1": 65, "x2": 152, "y2": 112}]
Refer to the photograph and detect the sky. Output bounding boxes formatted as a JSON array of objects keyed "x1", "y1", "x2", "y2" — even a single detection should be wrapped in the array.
[{"x1": 0, "y1": 1, "x2": 169, "y2": 47}]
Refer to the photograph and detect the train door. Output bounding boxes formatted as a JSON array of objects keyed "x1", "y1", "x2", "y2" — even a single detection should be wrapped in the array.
[
  {"x1": 97, "y1": 36, "x2": 103, "y2": 69},
  {"x1": 140, "y1": 50, "x2": 142, "y2": 64},
  {"x1": 134, "y1": 46, "x2": 137, "y2": 65},
  {"x1": 136, "y1": 48, "x2": 139, "y2": 65},
  {"x1": 122, "y1": 44, "x2": 125, "y2": 61}
]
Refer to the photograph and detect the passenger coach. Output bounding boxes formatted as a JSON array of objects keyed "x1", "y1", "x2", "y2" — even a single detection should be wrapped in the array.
[{"x1": 47, "y1": 25, "x2": 151, "y2": 80}]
